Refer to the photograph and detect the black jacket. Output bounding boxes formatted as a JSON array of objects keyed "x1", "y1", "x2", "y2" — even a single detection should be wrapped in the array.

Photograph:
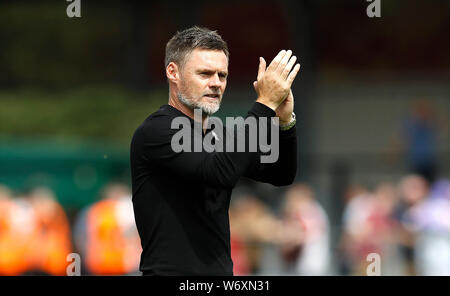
[{"x1": 130, "y1": 102, "x2": 297, "y2": 275}]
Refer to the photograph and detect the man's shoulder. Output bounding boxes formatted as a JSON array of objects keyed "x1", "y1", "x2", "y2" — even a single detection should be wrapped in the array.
[
  {"x1": 133, "y1": 105, "x2": 183, "y2": 141},
  {"x1": 138, "y1": 105, "x2": 175, "y2": 128}
]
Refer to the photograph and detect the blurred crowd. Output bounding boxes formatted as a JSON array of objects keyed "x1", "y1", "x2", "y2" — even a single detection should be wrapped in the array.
[
  {"x1": 0, "y1": 183, "x2": 141, "y2": 276},
  {"x1": 337, "y1": 176, "x2": 450, "y2": 276},
  {"x1": 0, "y1": 174, "x2": 449, "y2": 276},
  {"x1": 230, "y1": 175, "x2": 450, "y2": 276}
]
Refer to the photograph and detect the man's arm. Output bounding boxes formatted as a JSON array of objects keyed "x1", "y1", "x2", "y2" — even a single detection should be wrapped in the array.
[
  {"x1": 245, "y1": 52, "x2": 300, "y2": 186},
  {"x1": 243, "y1": 123, "x2": 297, "y2": 186}
]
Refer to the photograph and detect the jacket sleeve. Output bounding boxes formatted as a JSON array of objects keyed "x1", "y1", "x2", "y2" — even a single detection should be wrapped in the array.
[
  {"x1": 243, "y1": 124, "x2": 297, "y2": 186},
  {"x1": 138, "y1": 102, "x2": 276, "y2": 189}
]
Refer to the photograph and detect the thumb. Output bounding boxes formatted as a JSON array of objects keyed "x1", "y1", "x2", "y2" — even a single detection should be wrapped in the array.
[
  {"x1": 257, "y1": 57, "x2": 266, "y2": 81},
  {"x1": 253, "y1": 81, "x2": 260, "y2": 95}
]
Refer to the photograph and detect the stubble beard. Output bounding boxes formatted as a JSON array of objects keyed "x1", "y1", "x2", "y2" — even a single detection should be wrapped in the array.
[{"x1": 177, "y1": 85, "x2": 221, "y2": 116}]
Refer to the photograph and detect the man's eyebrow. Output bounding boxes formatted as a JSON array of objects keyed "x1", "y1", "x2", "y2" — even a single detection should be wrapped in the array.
[
  {"x1": 196, "y1": 69, "x2": 228, "y2": 75},
  {"x1": 197, "y1": 69, "x2": 214, "y2": 73}
]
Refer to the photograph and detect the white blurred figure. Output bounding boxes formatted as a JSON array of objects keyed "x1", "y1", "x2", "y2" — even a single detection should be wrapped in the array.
[
  {"x1": 341, "y1": 188, "x2": 376, "y2": 274},
  {"x1": 396, "y1": 174, "x2": 430, "y2": 275},
  {"x1": 279, "y1": 184, "x2": 331, "y2": 275},
  {"x1": 407, "y1": 179, "x2": 450, "y2": 275},
  {"x1": 372, "y1": 183, "x2": 405, "y2": 275}
]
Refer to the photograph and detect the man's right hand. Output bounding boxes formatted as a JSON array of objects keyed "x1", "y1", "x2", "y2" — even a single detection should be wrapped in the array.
[{"x1": 255, "y1": 50, "x2": 300, "y2": 111}]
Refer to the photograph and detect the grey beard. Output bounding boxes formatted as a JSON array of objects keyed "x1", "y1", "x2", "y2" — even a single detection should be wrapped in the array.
[{"x1": 177, "y1": 92, "x2": 220, "y2": 116}]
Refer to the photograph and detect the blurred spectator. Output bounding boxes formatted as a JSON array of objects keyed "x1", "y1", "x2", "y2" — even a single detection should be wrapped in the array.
[
  {"x1": 337, "y1": 184, "x2": 368, "y2": 274},
  {"x1": 278, "y1": 184, "x2": 330, "y2": 275},
  {"x1": 405, "y1": 179, "x2": 450, "y2": 275},
  {"x1": 340, "y1": 186, "x2": 374, "y2": 274},
  {"x1": 229, "y1": 193, "x2": 281, "y2": 275},
  {"x1": 340, "y1": 182, "x2": 403, "y2": 275},
  {"x1": 370, "y1": 183, "x2": 405, "y2": 275},
  {"x1": 343, "y1": 184, "x2": 369, "y2": 205},
  {"x1": 231, "y1": 186, "x2": 331, "y2": 276},
  {"x1": 390, "y1": 100, "x2": 442, "y2": 183},
  {"x1": 229, "y1": 194, "x2": 279, "y2": 275},
  {"x1": 26, "y1": 187, "x2": 72, "y2": 275},
  {"x1": 394, "y1": 174, "x2": 430, "y2": 275},
  {"x1": 0, "y1": 185, "x2": 30, "y2": 275},
  {"x1": 229, "y1": 195, "x2": 253, "y2": 275},
  {"x1": 73, "y1": 183, "x2": 141, "y2": 275},
  {"x1": 0, "y1": 185, "x2": 71, "y2": 275},
  {"x1": 0, "y1": 194, "x2": 36, "y2": 275}
]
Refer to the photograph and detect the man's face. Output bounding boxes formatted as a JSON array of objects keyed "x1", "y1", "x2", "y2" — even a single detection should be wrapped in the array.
[{"x1": 177, "y1": 48, "x2": 228, "y2": 115}]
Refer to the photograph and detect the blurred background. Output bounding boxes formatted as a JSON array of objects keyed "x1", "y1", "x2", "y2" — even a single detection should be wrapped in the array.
[{"x1": 0, "y1": 0, "x2": 449, "y2": 275}]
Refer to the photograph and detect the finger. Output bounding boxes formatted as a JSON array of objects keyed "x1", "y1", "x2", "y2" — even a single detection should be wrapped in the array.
[
  {"x1": 257, "y1": 57, "x2": 266, "y2": 81},
  {"x1": 287, "y1": 89, "x2": 294, "y2": 102},
  {"x1": 253, "y1": 81, "x2": 258, "y2": 91},
  {"x1": 286, "y1": 63, "x2": 301, "y2": 86},
  {"x1": 282, "y1": 55, "x2": 297, "y2": 79},
  {"x1": 276, "y1": 50, "x2": 292, "y2": 73},
  {"x1": 267, "y1": 50, "x2": 286, "y2": 72}
]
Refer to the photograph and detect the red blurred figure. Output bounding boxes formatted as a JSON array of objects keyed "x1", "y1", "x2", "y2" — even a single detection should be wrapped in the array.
[
  {"x1": 279, "y1": 184, "x2": 330, "y2": 275},
  {"x1": 341, "y1": 183, "x2": 403, "y2": 275},
  {"x1": 229, "y1": 194, "x2": 281, "y2": 275}
]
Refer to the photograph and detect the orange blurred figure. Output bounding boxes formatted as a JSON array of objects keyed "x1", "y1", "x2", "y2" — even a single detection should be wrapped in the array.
[
  {"x1": 27, "y1": 187, "x2": 72, "y2": 275},
  {"x1": 82, "y1": 184, "x2": 141, "y2": 275},
  {"x1": 0, "y1": 186, "x2": 36, "y2": 275}
]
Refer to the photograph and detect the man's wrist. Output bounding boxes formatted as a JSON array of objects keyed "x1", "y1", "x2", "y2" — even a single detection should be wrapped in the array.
[
  {"x1": 279, "y1": 112, "x2": 296, "y2": 131},
  {"x1": 251, "y1": 101, "x2": 277, "y2": 117},
  {"x1": 279, "y1": 114, "x2": 293, "y2": 126},
  {"x1": 256, "y1": 97, "x2": 278, "y2": 111}
]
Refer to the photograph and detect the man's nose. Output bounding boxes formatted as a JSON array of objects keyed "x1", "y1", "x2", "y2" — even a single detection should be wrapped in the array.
[{"x1": 208, "y1": 73, "x2": 222, "y2": 88}]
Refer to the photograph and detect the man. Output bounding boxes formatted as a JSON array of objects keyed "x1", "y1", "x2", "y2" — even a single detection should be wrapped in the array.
[{"x1": 130, "y1": 26, "x2": 300, "y2": 275}]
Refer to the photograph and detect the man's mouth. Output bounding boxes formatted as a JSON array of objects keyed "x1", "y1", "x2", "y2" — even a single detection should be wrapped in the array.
[{"x1": 204, "y1": 94, "x2": 220, "y2": 99}]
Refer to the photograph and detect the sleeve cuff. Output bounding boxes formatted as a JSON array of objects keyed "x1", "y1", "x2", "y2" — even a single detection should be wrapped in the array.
[
  {"x1": 249, "y1": 102, "x2": 276, "y2": 118},
  {"x1": 280, "y1": 123, "x2": 297, "y2": 138}
]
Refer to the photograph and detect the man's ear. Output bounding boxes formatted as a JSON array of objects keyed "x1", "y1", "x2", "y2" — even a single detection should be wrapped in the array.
[{"x1": 166, "y1": 62, "x2": 179, "y2": 83}]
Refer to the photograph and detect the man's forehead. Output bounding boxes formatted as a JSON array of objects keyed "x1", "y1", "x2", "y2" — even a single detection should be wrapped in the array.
[{"x1": 185, "y1": 48, "x2": 228, "y2": 70}]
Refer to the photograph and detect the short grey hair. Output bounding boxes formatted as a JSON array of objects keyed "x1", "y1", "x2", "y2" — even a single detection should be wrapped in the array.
[{"x1": 164, "y1": 26, "x2": 229, "y2": 69}]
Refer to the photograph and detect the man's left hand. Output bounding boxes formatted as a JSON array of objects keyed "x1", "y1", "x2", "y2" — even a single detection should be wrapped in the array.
[
  {"x1": 253, "y1": 81, "x2": 294, "y2": 125},
  {"x1": 275, "y1": 89, "x2": 294, "y2": 125}
]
